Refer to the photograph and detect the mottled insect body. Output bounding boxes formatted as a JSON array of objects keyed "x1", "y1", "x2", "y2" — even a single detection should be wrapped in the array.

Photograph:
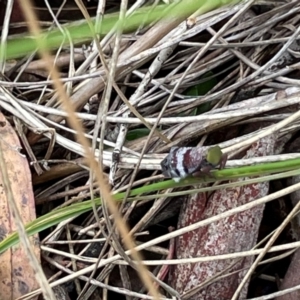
[
  {"x1": 160, "y1": 145, "x2": 227, "y2": 181},
  {"x1": 161, "y1": 146, "x2": 208, "y2": 181}
]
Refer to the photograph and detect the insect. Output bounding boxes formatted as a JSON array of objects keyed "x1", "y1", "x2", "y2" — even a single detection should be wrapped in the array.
[{"x1": 160, "y1": 145, "x2": 227, "y2": 182}]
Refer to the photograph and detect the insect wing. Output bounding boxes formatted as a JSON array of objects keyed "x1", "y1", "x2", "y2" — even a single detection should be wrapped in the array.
[{"x1": 161, "y1": 147, "x2": 205, "y2": 179}]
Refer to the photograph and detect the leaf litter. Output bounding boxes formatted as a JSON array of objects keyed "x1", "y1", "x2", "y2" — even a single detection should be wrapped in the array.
[{"x1": 1, "y1": 0, "x2": 300, "y2": 299}]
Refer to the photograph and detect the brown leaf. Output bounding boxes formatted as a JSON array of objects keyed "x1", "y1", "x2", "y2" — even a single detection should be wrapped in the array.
[
  {"x1": 0, "y1": 112, "x2": 40, "y2": 299},
  {"x1": 168, "y1": 135, "x2": 276, "y2": 300}
]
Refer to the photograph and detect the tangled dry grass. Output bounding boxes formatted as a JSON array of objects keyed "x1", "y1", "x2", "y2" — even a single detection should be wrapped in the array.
[{"x1": 1, "y1": 0, "x2": 300, "y2": 299}]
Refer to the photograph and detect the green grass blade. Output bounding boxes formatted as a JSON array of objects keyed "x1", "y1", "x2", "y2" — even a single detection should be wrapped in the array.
[
  {"x1": 4, "y1": 0, "x2": 239, "y2": 59},
  {"x1": 1, "y1": 157, "x2": 300, "y2": 254}
]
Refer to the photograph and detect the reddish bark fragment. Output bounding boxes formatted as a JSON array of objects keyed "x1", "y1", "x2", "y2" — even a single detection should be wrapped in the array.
[{"x1": 168, "y1": 135, "x2": 276, "y2": 300}]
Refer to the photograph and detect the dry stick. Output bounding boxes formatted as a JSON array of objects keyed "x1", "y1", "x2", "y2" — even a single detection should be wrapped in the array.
[
  {"x1": 26, "y1": 95, "x2": 300, "y2": 124},
  {"x1": 65, "y1": 27, "x2": 84, "y2": 297},
  {"x1": 18, "y1": 1, "x2": 162, "y2": 299},
  {"x1": 119, "y1": 242, "x2": 300, "y2": 267}
]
